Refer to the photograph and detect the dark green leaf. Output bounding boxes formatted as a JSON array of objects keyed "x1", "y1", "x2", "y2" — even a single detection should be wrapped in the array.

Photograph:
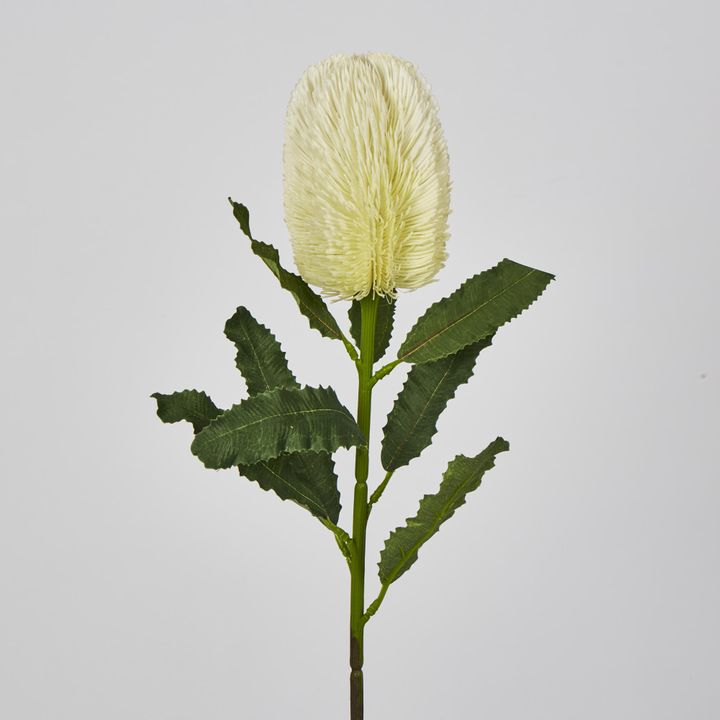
[
  {"x1": 239, "y1": 452, "x2": 340, "y2": 523},
  {"x1": 229, "y1": 199, "x2": 344, "y2": 341},
  {"x1": 348, "y1": 296, "x2": 396, "y2": 363},
  {"x1": 397, "y1": 259, "x2": 554, "y2": 364},
  {"x1": 378, "y1": 437, "x2": 509, "y2": 585},
  {"x1": 381, "y1": 339, "x2": 492, "y2": 472},
  {"x1": 191, "y1": 385, "x2": 364, "y2": 469},
  {"x1": 224, "y1": 307, "x2": 340, "y2": 522},
  {"x1": 152, "y1": 387, "x2": 342, "y2": 525},
  {"x1": 224, "y1": 306, "x2": 299, "y2": 395},
  {"x1": 151, "y1": 390, "x2": 221, "y2": 433}
]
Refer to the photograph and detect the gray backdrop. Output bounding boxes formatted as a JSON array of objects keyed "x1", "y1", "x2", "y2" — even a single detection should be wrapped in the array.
[{"x1": 1, "y1": 1, "x2": 718, "y2": 718}]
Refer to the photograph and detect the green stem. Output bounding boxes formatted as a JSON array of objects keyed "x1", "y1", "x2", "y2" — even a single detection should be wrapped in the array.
[{"x1": 349, "y1": 293, "x2": 379, "y2": 720}]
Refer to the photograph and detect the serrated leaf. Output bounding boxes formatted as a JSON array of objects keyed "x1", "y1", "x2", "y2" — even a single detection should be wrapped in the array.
[
  {"x1": 239, "y1": 451, "x2": 340, "y2": 522},
  {"x1": 151, "y1": 390, "x2": 221, "y2": 433},
  {"x1": 378, "y1": 437, "x2": 509, "y2": 585},
  {"x1": 191, "y1": 385, "x2": 364, "y2": 469},
  {"x1": 381, "y1": 339, "x2": 492, "y2": 472},
  {"x1": 229, "y1": 199, "x2": 344, "y2": 341},
  {"x1": 152, "y1": 383, "x2": 343, "y2": 524},
  {"x1": 223, "y1": 307, "x2": 340, "y2": 521},
  {"x1": 397, "y1": 259, "x2": 554, "y2": 364},
  {"x1": 348, "y1": 296, "x2": 396, "y2": 363},
  {"x1": 224, "y1": 306, "x2": 299, "y2": 395}
]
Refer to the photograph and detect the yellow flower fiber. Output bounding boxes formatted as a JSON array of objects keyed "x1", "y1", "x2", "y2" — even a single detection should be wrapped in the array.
[{"x1": 283, "y1": 53, "x2": 451, "y2": 300}]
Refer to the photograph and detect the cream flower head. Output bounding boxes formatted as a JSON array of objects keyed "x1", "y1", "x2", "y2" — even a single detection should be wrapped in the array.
[{"x1": 283, "y1": 53, "x2": 451, "y2": 300}]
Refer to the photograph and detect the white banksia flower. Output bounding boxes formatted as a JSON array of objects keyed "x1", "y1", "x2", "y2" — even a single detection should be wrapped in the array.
[{"x1": 283, "y1": 53, "x2": 451, "y2": 301}]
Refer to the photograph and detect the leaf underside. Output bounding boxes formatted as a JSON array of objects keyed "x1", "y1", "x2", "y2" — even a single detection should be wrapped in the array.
[
  {"x1": 228, "y1": 199, "x2": 343, "y2": 341},
  {"x1": 349, "y1": 295, "x2": 396, "y2": 363},
  {"x1": 191, "y1": 385, "x2": 364, "y2": 469},
  {"x1": 378, "y1": 437, "x2": 510, "y2": 586},
  {"x1": 224, "y1": 306, "x2": 299, "y2": 395},
  {"x1": 398, "y1": 259, "x2": 554, "y2": 364},
  {"x1": 381, "y1": 338, "x2": 492, "y2": 472}
]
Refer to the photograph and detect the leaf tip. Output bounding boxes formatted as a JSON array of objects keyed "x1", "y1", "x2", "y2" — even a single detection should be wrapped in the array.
[
  {"x1": 500, "y1": 257, "x2": 555, "y2": 285},
  {"x1": 228, "y1": 198, "x2": 252, "y2": 238},
  {"x1": 151, "y1": 391, "x2": 169, "y2": 419}
]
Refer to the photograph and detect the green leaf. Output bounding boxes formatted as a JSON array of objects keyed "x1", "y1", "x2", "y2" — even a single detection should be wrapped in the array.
[
  {"x1": 397, "y1": 259, "x2": 554, "y2": 364},
  {"x1": 378, "y1": 437, "x2": 509, "y2": 585},
  {"x1": 151, "y1": 390, "x2": 221, "y2": 433},
  {"x1": 229, "y1": 199, "x2": 344, "y2": 342},
  {"x1": 348, "y1": 296, "x2": 396, "y2": 363},
  {"x1": 191, "y1": 385, "x2": 364, "y2": 469},
  {"x1": 223, "y1": 306, "x2": 341, "y2": 521},
  {"x1": 224, "y1": 306, "x2": 299, "y2": 395},
  {"x1": 381, "y1": 339, "x2": 492, "y2": 472},
  {"x1": 239, "y1": 452, "x2": 340, "y2": 523},
  {"x1": 152, "y1": 386, "x2": 343, "y2": 525}
]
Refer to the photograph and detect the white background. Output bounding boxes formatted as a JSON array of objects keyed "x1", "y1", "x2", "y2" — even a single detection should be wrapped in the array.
[{"x1": 1, "y1": 1, "x2": 718, "y2": 718}]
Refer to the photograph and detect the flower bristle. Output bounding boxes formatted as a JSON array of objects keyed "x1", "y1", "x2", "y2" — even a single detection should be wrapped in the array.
[{"x1": 283, "y1": 53, "x2": 451, "y2": 300}]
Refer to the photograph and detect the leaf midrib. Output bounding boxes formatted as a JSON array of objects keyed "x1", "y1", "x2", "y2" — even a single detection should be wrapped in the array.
[
  {"x1": 255, "y1": 460, "x2": 328, "y2": 518},
  {"x1": 383, "y1": 461, "x2": 489, "y2": 586},
  {"x1": 385, "y1": 360, "x2": 455, "y2": 470},
  {"x1": 234, "y1": 315, "x2": 274, "y2": 392},
  {"x1": 399, "y1": 267, "x2": 536, "y2": 360},
  {"x1": 204, "y1": 406, "x2": 354, "y2": 443}
]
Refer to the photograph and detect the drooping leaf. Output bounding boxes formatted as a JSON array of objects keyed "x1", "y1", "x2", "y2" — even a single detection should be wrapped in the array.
[
  {"x1": 151, "y1": 390, "x2": 221, "y2": 433},
  {"x1": 228, "y1": 199, "x2": 344, "y2": 342},
  {"x1": 239, "y1": 452, "x2": 340, "y2": 523},
  {"x1": 378, "y1": 437, "x2": 509, "y2": 585},
  {"x1": 381, "y1": 339, "x2": 492, "y2": 472},
  {"x1": 348, "y1": 296, "x2": 396, "y2": 363},
  {"x1": 191, "y1": 385, "x2": 364, "y2": 469},
  {"x1": 397, "y1": 259, "x2": 554, "y2": 364},
  {"x1": 224, "y1": 306, "x2": 299, "y2": 395}
]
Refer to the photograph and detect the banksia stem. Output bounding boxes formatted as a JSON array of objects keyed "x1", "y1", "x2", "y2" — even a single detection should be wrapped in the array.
[
  {"x1": 349, "y1": 293, "x2": 379, "y2": 719},
  {"x1": 280, "y1": 52, "x2": 457, "y2": 719}
]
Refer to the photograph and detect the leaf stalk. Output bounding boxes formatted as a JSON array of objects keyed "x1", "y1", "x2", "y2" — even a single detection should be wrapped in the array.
[{"x1": 368, "y1": 469, "x2": 394, "y2": 512}]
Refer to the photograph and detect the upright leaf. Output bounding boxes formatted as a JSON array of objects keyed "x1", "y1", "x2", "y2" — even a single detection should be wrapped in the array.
[
  {"x1": 229, "y1": 199, "x2": 344, "y2": 341},
  {"x1": 239, "y1": 452, "x2": 341, "y2": 523},
  {"x1": 348, "y1": 296, "x2": 396, "y2": 363},
  {"x1": 224, "y1": 306, "x2": 299, "y2": 394},
  {"x1": 381, "y1": 339, "x2": 492, "y2": 472},
  {"x1": 397, "y1": 259, "x2": 554, "y2": 364},
  {"x1": 151, "y1": 390, "x2": 221, "y2": 433},
  {"x1": 191, "y1": 385, "x2": 364, "y2": 469},
  {"x1": 378, "y1": 437, "x2": 509, "y2": 585}
]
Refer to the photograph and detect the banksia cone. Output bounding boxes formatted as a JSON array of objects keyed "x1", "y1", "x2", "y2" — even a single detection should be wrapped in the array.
[{"x1": 283, "y1": 53, "x2": 451, "y2": 300}]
